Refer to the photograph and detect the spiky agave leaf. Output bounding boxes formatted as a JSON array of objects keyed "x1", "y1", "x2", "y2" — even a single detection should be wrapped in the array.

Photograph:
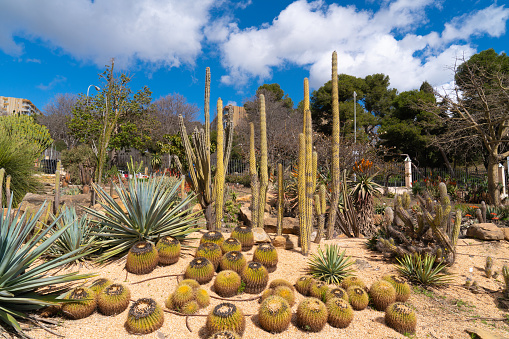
[
  {"x1": 306, "y1": 244, "x2": 354, "y2": 284},
  {"x1": 395, "y1": 253, "x2": 453, "y2": 287},
  {"x1": 45, "y1": 206, "x2": 97, "y2": 265},
  {"x1": 0, "y1": 200, "x2": 95, "y2": 337},
  {"x1": 87, "y1": 177, "x2": 202, "y2": 262}
]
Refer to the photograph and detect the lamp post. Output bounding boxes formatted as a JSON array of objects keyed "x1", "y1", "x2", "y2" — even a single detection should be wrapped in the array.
[
  {"x1": 86, "y1": 85, "x2": 101, "y2": 104},
  {"x1": 353, "y1": 91, "x2": 357, "y2": 144}
]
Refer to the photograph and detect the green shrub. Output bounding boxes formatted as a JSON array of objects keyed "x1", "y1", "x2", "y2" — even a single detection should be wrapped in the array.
[
  {"x1": 61, "y1": 144, "x2": 96, "y2": 185},
  {"x1": 225, "y1": 174, "x2": 251, "y2": 187},
  {"x1": 0, "y1": 134, "x2": 40, "y2": 207}
]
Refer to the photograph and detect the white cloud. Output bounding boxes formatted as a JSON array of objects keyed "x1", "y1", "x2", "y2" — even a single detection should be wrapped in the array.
[
  {"x1": 0, "y1": 0, "x2": 217, "y2": 69},
  {"x1": 37, "y1": 75, "x2": 67, "y2": 90},
  {"x1": 218, "y1": 0, "x2": 509, "y2": 92}
]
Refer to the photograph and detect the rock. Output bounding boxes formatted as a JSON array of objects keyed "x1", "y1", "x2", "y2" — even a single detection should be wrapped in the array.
[
  {"x1": 263, "y1": 217, "x2": 300, "y2": 235},
  {"x1": 252, "y1": 227, "x2": 271, "y2": 243},
  {"x1": 465, "y1": 328, "x2": 506, "y2": 339},
  {"x1": 272, "y1": 235, "x2": 286, "y2": 248},
  {"x1": 502, "y1": 228, "x2": 509, "y2": 241},
  {"x1": 284, "y1": 234, "x2": 299, "y2": 250},
  {"x1": 239, "y1": 205, "x2": 253, "y2": 226},
  {"x1": 192, "y1": 203, "x2": 202, "y2": 213},
  {"x1": 355, "y1": 259, "x2": 371, "y2": 270},
  {"x1": 466, "y1": 223, "x2": 504, "y2": 240},
  {"x1": 237, "y1": 194, "x2": 251, "y2": 202},
  {"x1": 239, "y1": 204, "x2": 277, "y2": 228}
]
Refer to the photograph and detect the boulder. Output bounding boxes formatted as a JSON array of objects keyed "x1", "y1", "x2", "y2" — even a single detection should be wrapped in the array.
[
  {"x1": 466, "y1": 223, "x2": 504, "y2": 241},
  {"x1": 502, "y1": 228, "x2": 509, "y2": 242},
  {"x1": 272, "y1": 235, "x2": 286, "y2": 248},
  {"x1": 252, "y1": 227, "x2": 271, "y2": 243},
  {"x1": 284, "y1": 234, "x2": 299, "y2": 250},
  {"x1": 465, "y1": 328, "x2": 506, "y2": 339}
]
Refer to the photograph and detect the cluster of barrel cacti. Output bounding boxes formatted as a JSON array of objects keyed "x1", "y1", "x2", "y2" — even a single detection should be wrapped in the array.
[
  {"x1": 126, "y1": 236, "x2": 181, "y2": 275},
  {"x1": 376, "y1": 182, "x2": 461, "y2": 265},
  {"x1": 292, "y1": 273, "x2": 415, "y2": 334}
]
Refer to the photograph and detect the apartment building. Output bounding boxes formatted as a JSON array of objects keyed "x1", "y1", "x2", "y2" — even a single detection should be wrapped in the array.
[{"x1": 0, "y1": 96, "x2": 41, "y2": 116}]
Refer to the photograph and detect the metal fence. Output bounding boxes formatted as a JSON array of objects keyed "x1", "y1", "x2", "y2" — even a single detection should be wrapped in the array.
[{"x1": 39, "y1": 147, "x2": 60, "y2": 174}]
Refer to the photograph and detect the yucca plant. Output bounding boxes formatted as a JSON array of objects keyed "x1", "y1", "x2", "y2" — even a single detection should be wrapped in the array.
[
  {"x1": 88, "y1": 176, "x2": 202, "y2": 262},
  {"x1": 350, "y1": 165, "x2": 382, "y2": 237},
  {"x1": 395, "y1": 253, "x2": 453, "y2": 287},
  {"x1": 306, "y1": 244, "x2": 354, "y2": 285},
  {"x1": 45, "y1": 206, "x2": 96, "y2": 266},
  {"x1": 0, "y1": 199, "x2": 94, "y2": 338}
]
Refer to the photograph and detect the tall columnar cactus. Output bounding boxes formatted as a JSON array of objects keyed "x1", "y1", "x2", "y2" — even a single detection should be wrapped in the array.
[
  {"x1": 5, "y1": 175, "x2": 11, "y2": 208},
  {"x1": 215, "y1": 98, "x2": 225, "y2": 231},
  {"x1": 277, "y1": 163, "x2": 284, "y2": 236},
  {"x1": 53, "y1": 161, "x2": 61, "y2": 215},
  {"x1": 257, "y1": 94, "x2": 268, "y2": 229},
  {"x1": 177, "y1": 68, "x2": 233, "y2": 230},
  {"x1": 298, "y1": 134, "x2": 306, "y2": 247},
  {"x1": 503, "y1": 265, "x2": 509, "y2": 298},
  {"x1": 314, "y1": 185, "x2": 327, "y2": 243},
  {"x1": 327, "y1": 51, "x2": 340, "y2": 240},
  {"x1": 377, "y1": 182, "x2": 461, "y2": 265},
  {"x1": 303, "y1": 108, "x2": 314, "y2": 255},
  {"x1": 0, "y1": 168, "x2": 4, "y2": 208},
  {"x1": 249, "y1": 122, "x2": 259, "y2": 228}
]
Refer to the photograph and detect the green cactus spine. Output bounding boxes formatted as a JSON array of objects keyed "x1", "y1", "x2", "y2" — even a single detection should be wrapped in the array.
[
  {"x1": 258, "y1": 295, "x2": 292, "y2": 333},
  {"x1": 347, "y1": 286, "x2": 369, "y2": 310},
  {"x1": 257, "y1": 94, "x2": 268, "y2": 229},
  {"x1": 215, "y1": 98, "x2": 225, "y2": 231},
  {"x1": 295, "y1": 275, "x2": 314, "y2": 296},
  {"x1": 298, "y1": 133, "x2": 306, "y2": 250},
  {"x1": 62, "y1": 287, "x2": 96, "y2": 320},
  {"x1": 369, "y1": 280, "x2": 397, "y2": 311},
  {"x1": 485, "y1": 256, "x2": 494, "y2": 278},
  {"x1": 249, "y1": 122, "x2": 259, "y2": 228},
  {"x1": 125, "y1": 298, "x2": 164, "y2": 334},
  {"x1": 269, "y1": 279, "x2": 294, "y2": 291},
  {"x1": 179, "y1": 279, "x2": 201, "y2": 290},
  {"x1": 180, "y1": 300, "x2": 200, "y2": 315},
  {"x1": 196, "y1": 242, "x2": 223, "y2": 270},
  {"x1": 201, "y1": 231, "x2": 225, "y2": 247},
  {"x1": 382, "y1": 275, "x2": 411, "y2": 302},
  {"x1": 89, "y1": 278, "x2": 112, "y2": 296},
  {"x1": 206, "y1": 302, "x2": 245, "y2": 336},
  {"x1": 185, "y1": 257, "x2": 215, "y2": 284},
  {"x1": 309, "y1": 280, "x2": 329, "y2": 302},
  {"x1": 385, "y1": 302, "x2": 417, "y2": 334},
  {"x1": 277, "y1": 163, "x2": 284, "y2": 236},
  {"x1": 268, "y1": 286, "x2": 295, "y2": 306},
  {"x1": 304, "y1": 107, "x2": 314, "y2": 255},
  {"x1": 196, "y1": 287, "x2": 211, "y2": 308},
  {"x1": 220, "y1": 251, "x2": 247, "y2": 273},
  {"x1": 252, "y1": 243, "x2": 278, "y2": 273},
  {"x1": 156, "y1": 236, "x2": 181, "y2": 265},
  {"x1": 314, "y1": 184, "x2": 327, "y2": 243},
  {"x1": 326, "y1": 297, "x2": 354, "y2": 328},
  {"x1": 125, "y1": 241, "x2": 159, "y2": 275},
  {"x1": 341, "y1": 276, "x2": 366, "y2": 291},
  {"x1": 241, "y1": 262, "x2": 269, "y2": 294},
  {"x1": 296, "y1": 297, "x2": 328, "y2": 332},
  {"x1": 231, "y1": 225, "x2": 254, "y2": 251},
  {"x1": 97, "y1": 283, "x2": 131, "y2": 316},
  {"x1": 221, "y1": 237, "x2": 242, "y2": 254},
  {"x1": 325, "y1": 287, "x2": 349, "y2": 303},
  {"x1": 170, "y1": 284, "x2": 195, "y2": 310},
  {"x1": 214, "y1": 270, "x2": 242, "y2": 297},
  {"x1": 327, "y1": 51, "x2": 340, "y2": 240}
]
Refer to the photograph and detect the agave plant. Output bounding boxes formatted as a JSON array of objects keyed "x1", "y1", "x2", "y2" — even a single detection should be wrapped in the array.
[
  {"x1": 87, "y1": 176, "x2": 202, "y2": 262},
  {"x1": 306, "y1": 244, "x2": 354, "y2": 285},
  {"x1": 0, "y1": 200, "x2": 94, "y2": 337},
  {"x1": 395, "y1": 253, "x2": 453, "y2": 287},
  {"x1": 45, "y1": 206, "x2": 96, "y2": 266}
]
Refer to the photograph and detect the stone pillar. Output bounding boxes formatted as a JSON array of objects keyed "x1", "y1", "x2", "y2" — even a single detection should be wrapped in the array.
[
  {"x1": 499, "y1": 163, "x2": 507, "y2": 198},
  {"x1": 404, "y1": 156, "x2": 412, "y2": 188}
]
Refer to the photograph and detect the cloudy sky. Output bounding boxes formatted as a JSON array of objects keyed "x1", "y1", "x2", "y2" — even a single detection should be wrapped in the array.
[{"x1": 0, "y1": 0, "x2": 508, "y2": 118}]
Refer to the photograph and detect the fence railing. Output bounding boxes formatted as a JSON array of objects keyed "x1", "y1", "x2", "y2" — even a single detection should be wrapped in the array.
[{"x1": 39, "y1": 147, "x2": 61, "y2": 174}]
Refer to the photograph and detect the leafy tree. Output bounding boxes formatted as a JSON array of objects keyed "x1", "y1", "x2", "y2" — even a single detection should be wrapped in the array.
[
  {"x1": 257, "y1": 83, "x2": 294, "y2": 109},
  {"x1": 68, "y1": 59, "x2": 153, "y2": 186},
  {"x1": 432, "y1": 49, "x2": 509, "y2": 205},
  {"x1": 0, "y1": 114, "x2": 53, "y2": 154}
]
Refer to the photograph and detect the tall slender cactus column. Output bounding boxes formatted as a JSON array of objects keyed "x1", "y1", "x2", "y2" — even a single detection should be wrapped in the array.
[
  {"x1": 327, "y1": 51, "x2": 340, "y2": 240},
  {"x1": 257, "y1": 94, "x2": 268, "y2": 229},
  {"x1": 215, "y1": 98, "x2": 225, "y2": 231},
  {"x1": 249, "y1": 122, "x2": 259, "y2": 228}
]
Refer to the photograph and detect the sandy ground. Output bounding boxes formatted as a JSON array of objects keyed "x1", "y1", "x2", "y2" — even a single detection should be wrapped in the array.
[{"x1": 28, "y1": 232, "x2": 509, "y2": 339}]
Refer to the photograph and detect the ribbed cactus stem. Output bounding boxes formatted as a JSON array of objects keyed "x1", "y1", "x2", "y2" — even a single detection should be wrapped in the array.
[
  {"x1": 303, "y1": 78, "x2": 309, "y2": 134},
  {"x1": 298, "y1": 133, "x2": 306, "y2": 250},
  {"x1": 5, "y1": 175, "x2": 11, "y2": 207},
  {"x1": 215, "y1": 98, "x2": 225, "y2": 231},
  {"x1": 312, "y1": 151, "x2": 317, "y2": 192},
  {"x1": 53, "y1": 160, "x2": 61, "y2": 215},
  {"x1": 0, "y1": 168, "x2": 4, "y2": 208},
  {"x1": 327, "y1": 51, "x2": 340, "y2": 240},
  {"x1": 303, "y1": 108, "x2": 313, "y2": 256},
  {"x1": 277, "y1": 163, "x2": 284, "y2": 236},
  {"x1": 451, "y1": 210, "x2": 461, "y2": 247},
  {"x1": 314, "y1": 184, "x2": 326, "y2": 243},
  {"x1": 204, "y1": 67, "x2": 211, "y2": 147},
  {"x1": 481, "y1": 201, "x2": 487, "y2": 223},
  {"x1": 503, "y1": 265, "x2": 509, "y2": 297},
  {"x1": 250, "y1": 123, "x2": 259, "y2": 228},
  {"x1": 258, "y1": 94, "x2": 268, "y2": 229}
]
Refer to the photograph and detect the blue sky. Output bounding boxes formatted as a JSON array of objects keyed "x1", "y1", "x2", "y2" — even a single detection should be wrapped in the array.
[{"x1": 0, "y1": 0, "x2": 508, "y2": 120}]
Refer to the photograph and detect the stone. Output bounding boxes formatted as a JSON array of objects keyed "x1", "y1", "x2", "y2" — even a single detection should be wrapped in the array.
[
  {"x1": 252, "y1": 227, "x2": 271, "y2": 243},
  {"x1": 466, "y1": 223, "x2": 504, "y2": 241},
  {"x1": 465, "y1": 328, "x2": 506, "y2": 339},
  {"x1": 284, "y1": 234, "x2": 299, "y2": 250},
  {"x1": 237, "y1": 194, "x2": 251, "y2": 202},
  {"x1": 192, "y1": 203, "x2": 202, "y2": 213},
  {"x1": 272, "y1": 235, "x2": 286, "y2": 248},
  {"x1": 502, "y1": 228, "x2": 509, "y2": 242}
]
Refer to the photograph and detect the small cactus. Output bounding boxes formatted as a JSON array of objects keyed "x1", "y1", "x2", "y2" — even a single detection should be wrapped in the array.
[
  {"x1": 347, "y1": 286, "x2": 369, "y2": 311},
  {"x1": 309, "y1": 280, "x2": 329, "y2": 302},
  {"x1": 258, "y1": 295, "x2": 292, "y2": 333},
  {"x1": 125, "y1": 298, "x2": 164, "y2": 334},
  {"x1": 231, "y1": 226, "x2": 254, "y2": 251},
  {"x1": 485, "y1": 256, "x2": 493, "y2": 278},
  {"x1": 503, "y1": 265, "x2": 509, "y2": 298},
  {"x1": 241, "y1": 262, "x2": 269, "y2": 294},
  {"x1": 89, "y1": 278, "x2": 112, "y2": 296},
  {"x1": 214, "y1": 270, "x2": 242, "y2": 298},
  {"x1": 62, "y1": 287, "x2": 96, "y2": 320},
  {"x1": 220, "y1": 251, "x2": 247, "y2": 274},
  {"x1": 196, "y1": 242, "x2": 223, "y2": 270},
  {"x1": 369, "y1": 280, "x2": 397, "y2": 311},
  {"x1": 252, "y1": 243, "x2": 278, "y2": 273},
  {"x1": 382, "y1": 275, "x2": 411, "y2": 302},
  {"x1": 385, "y1": 302, "x2": 417, "y2": 335},
  {"x1": 125, "y1": 241, "x2": 159, "y2": 275},
  {"x1": 97, "y1": 283, "x2": 130, "y2": 316},
  {"x1": 221, "y1": 238, "x2": 242, "y2": 254},
  {"x1": 341, "y1": 276, "x2": 366, "y2": 291},
  {"x1": 325, "y1": 287, "x2": 349, "y2": 303},
  {"x1": 206, "y1": 303, "x2": 245, "y2": 336},
  {"x1": 295, "y1": 275, "x2": 314, "y2": 296},
  {"x1": 296, "y1": 297, "x2": 328, "y2": 332},
  {"x1": 156, "y1": 236, "x2": 181, "y2": 265},
  {"x1": 326, "y1": 297, "x2": 354, "y2": 328},
  {"x1": 201, "y1": 231, "x2": 225, "y2": 247},
  {"x1": 185, "y1": 258, "x2": 215, "y2": 284}
]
